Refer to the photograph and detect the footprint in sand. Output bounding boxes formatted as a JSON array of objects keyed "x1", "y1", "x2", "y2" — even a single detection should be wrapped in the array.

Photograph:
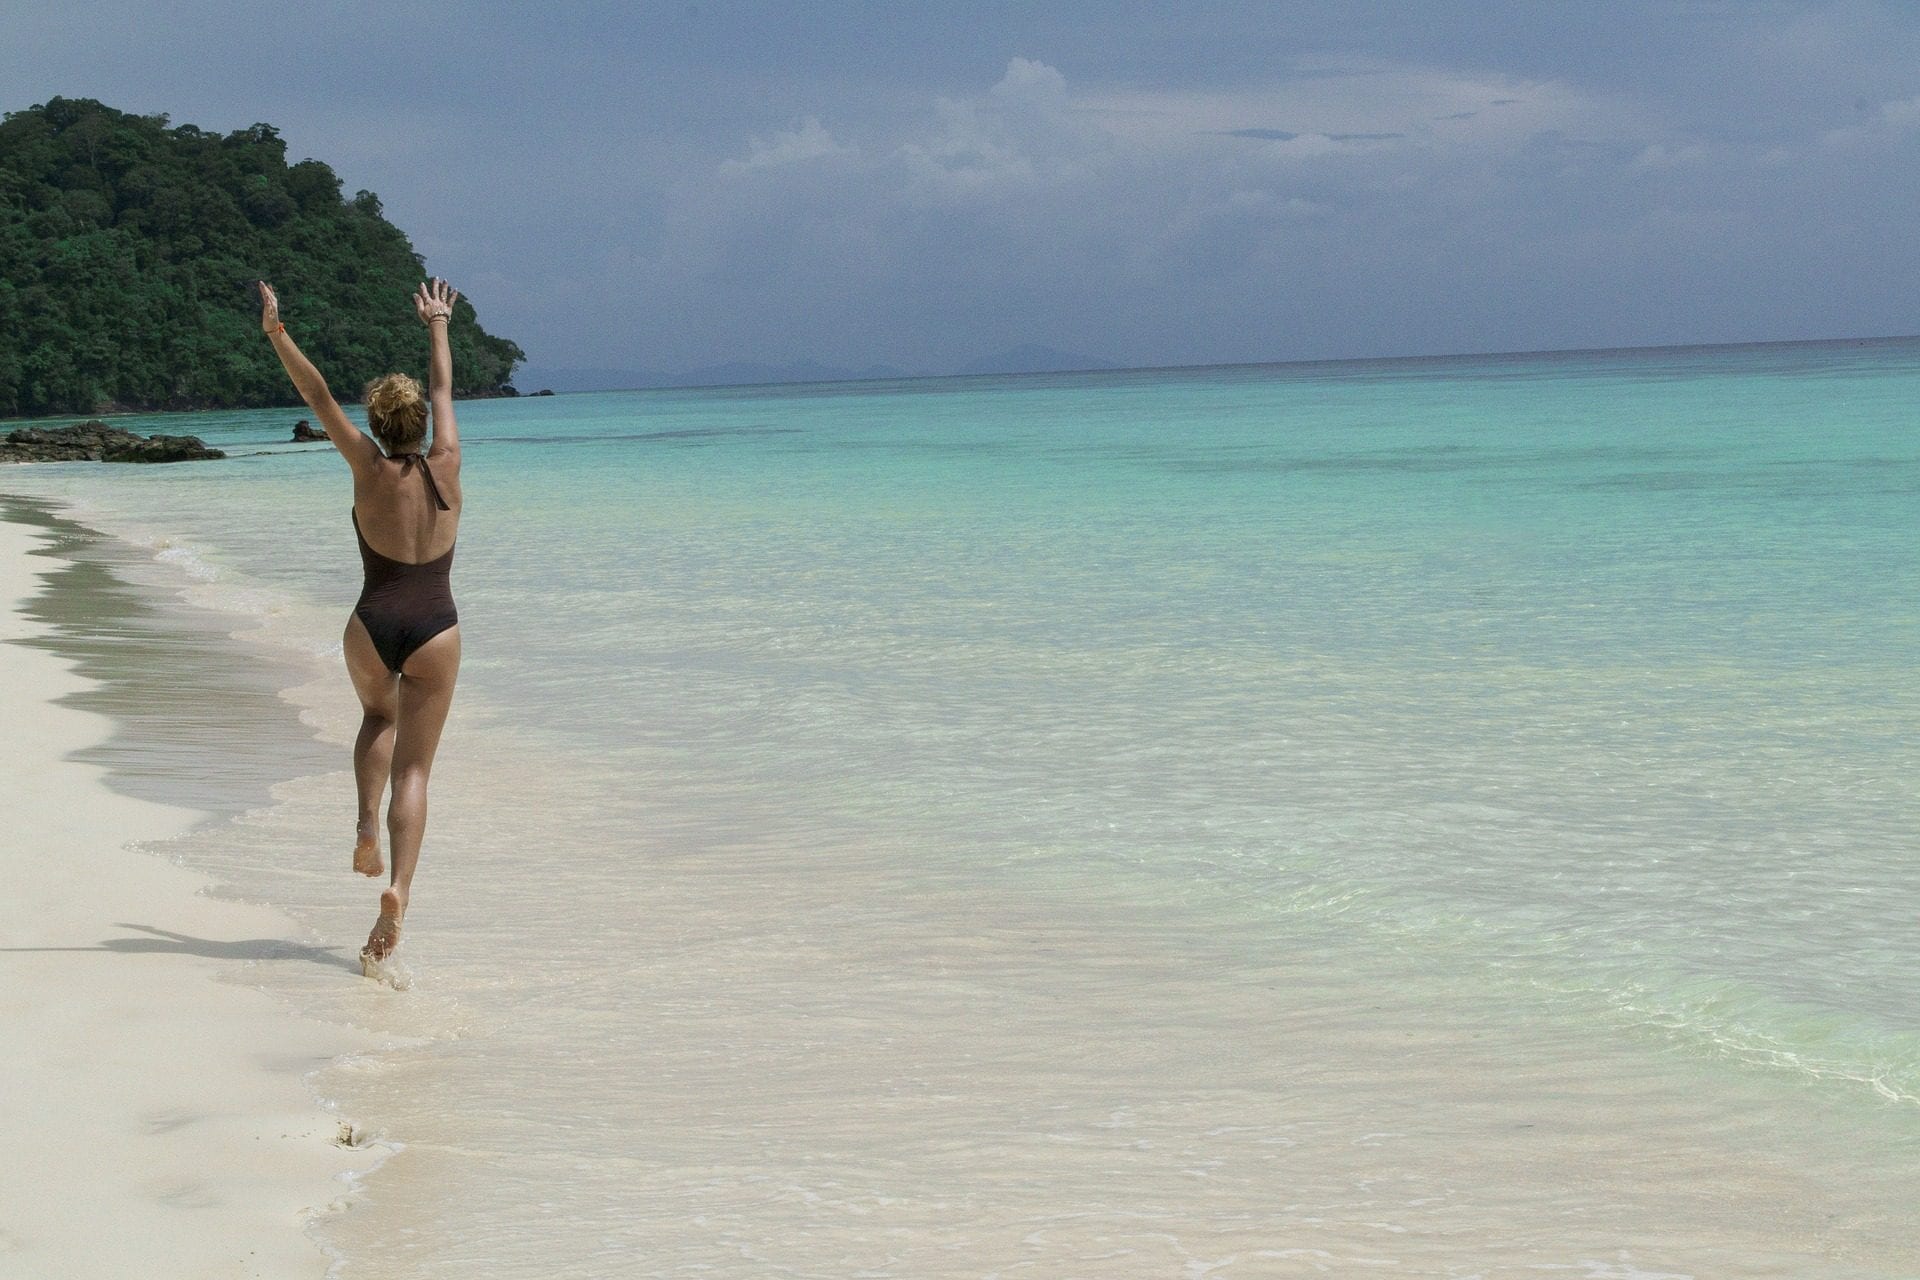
[
  {"x1": 140, "y1": 1108, "x2": 202, "y2": 1135},
  {"x1": 151, "y1": 1179, "x2": 220, "y2": 1209}
]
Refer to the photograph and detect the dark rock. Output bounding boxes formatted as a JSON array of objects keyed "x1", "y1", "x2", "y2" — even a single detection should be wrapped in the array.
[
  {"x1": 291, "y1": 419, "x2": 326, "y2": 442},
  {"x1": 0, "y1": 420, "x2": 225, "y2": 464},
  {"x1": 113, "y1": 433, "x2": 227, "y2": 463},
  {"x1": 530, "y1": 388, "x2": 555, "y2": 396}
]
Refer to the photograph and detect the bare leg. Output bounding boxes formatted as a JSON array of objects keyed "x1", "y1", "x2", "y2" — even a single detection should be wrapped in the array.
[
  {"x1": 343, "y1": 615, "x2": 398, "y2": 877},
  {"x1": 365, "y1": 624, "x2": 460, "y2": 961},
  {"x1": 352, "y1": 719, "x2": 393, "y2": 875}
]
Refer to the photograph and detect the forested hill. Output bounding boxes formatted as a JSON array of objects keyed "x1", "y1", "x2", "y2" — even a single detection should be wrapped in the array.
[{"x1": 0, "y1": 98, "x2": 524, "y2": 417}]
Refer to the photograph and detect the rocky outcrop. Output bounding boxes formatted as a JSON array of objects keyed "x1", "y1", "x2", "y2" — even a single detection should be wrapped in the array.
[
  {"x1": 291, "y1": 419, "x2": 326, "y2": 442},
  {"x1": 0, "y1": 421, "x2": 226, "y2": 464}
]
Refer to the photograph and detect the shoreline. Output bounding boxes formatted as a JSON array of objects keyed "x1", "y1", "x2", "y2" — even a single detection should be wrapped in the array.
[
  {"x1": 0, "y1": 385, "x2": 526, "y2": 431},
  {"x1": 0, "y1": 507, "x2": 382, "y2": 1277}
]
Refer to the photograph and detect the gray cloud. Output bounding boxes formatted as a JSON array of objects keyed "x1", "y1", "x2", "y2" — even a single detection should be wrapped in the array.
[{"x1": 543, "y1": 43, "x2": 1920, "y2": 374}]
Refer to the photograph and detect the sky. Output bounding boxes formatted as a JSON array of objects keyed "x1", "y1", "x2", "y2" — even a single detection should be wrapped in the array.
[{"x1": 8, "y1": 0, "x2": 1920, "y2": 382}]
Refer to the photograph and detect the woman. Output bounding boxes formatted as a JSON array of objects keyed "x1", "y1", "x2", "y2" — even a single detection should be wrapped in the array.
[{"x1": 259, "y1": 278, "x2": 463, "y2": 971}]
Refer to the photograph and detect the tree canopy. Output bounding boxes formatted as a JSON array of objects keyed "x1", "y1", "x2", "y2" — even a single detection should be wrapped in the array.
[{"x1": 0, "y1": 97, "x2": 524, "y2": 417}]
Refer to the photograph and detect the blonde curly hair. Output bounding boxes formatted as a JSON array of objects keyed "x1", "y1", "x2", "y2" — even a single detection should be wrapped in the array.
[{"x1": 363, "y1": 373, "x2": 428, "y2": 453}]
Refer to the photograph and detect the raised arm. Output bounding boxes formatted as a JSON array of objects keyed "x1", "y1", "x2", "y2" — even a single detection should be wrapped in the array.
[
  {"x1": 258, "y1": 281, "x2": 381, "y2": 472},
  {"x1": 413, "y1": 278, "x2": 460, "y2": 459}
]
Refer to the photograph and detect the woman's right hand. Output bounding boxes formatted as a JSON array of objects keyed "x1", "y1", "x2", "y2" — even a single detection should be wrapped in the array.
[
  {"x1": 414, "y1": 278, "x2": 458, "y2": 327},
  {"x1": 258, "y1": 280, "x2": 281, "y2": 334}
]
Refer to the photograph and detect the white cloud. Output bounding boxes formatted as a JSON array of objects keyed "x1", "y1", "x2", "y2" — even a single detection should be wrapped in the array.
[
  {"x1": 722, "y1": 116, "x2": 853, "y2": 172},
  {"x1": 896, "y1": 58, "x2": 1112, "y2": 196},
  {"x1": 989, "y1": 56, "x2": 1068, "y2": 109}
]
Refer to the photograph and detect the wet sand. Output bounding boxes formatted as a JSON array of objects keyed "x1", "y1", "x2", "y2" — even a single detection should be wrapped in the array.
[{"x1": 0, "y1": 509, "x2": 380, "y2": 1277}]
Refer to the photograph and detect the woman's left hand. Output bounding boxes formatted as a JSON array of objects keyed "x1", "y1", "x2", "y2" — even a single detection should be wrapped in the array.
[{"x1": 414, "y1": 277, "x2": 458, "y2": 327}]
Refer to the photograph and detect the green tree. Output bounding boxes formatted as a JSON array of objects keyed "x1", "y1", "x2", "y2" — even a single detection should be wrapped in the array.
[{"x1": 0, "y1": 97, "x2": 525, "y2": 417}]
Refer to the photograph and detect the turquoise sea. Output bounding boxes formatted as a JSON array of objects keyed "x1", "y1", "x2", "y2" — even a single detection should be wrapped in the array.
[{"x1": 8, "y1": 340, "x2": 1920, "y2": 1276}]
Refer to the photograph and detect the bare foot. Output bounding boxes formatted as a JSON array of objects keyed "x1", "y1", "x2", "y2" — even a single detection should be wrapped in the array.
[
  {"x1": 352, "y1": 824, "x2": 384, "y2": 877},
  {"x1": 361, "y1": 887, "x2": 405, "y2": 964}
]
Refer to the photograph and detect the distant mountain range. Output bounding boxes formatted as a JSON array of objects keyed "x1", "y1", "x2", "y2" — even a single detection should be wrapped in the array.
[
  {"x1": 517, "y1": 344, "x2": 1123, "y2": 394},
  {"x1": 950, "y1": 344, "x2": 1126, "y2": 377}
]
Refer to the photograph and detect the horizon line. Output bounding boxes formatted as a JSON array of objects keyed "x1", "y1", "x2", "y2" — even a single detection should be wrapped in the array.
[{"x1": 534, "y1": 331, "x2": 1920, "y2": 397}]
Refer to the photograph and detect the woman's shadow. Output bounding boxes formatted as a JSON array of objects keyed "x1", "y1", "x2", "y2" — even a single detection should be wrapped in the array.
[{"x1": 2, "y1": 922, "x2": 362, "y2": 974}]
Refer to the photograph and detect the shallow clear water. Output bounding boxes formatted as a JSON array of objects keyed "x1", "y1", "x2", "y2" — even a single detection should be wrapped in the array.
[{"x1": 8, "y1": 341, "x2": 1920, "y2": 1275}]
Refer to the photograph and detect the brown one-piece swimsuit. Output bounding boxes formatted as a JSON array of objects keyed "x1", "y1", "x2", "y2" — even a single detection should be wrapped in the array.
[{"x1": 352, "y1": 452, "x2": 457, "y2": 673}]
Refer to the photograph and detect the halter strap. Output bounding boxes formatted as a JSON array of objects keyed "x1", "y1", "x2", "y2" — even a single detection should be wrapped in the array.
[{"x1": 391, "y1": 452, "x2": 449, "y2": 511}]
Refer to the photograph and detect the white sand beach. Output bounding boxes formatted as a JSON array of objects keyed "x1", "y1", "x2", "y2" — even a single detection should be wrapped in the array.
[{"x1": 0, "y1": 514, "x2": 379, "y2": 1278}]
